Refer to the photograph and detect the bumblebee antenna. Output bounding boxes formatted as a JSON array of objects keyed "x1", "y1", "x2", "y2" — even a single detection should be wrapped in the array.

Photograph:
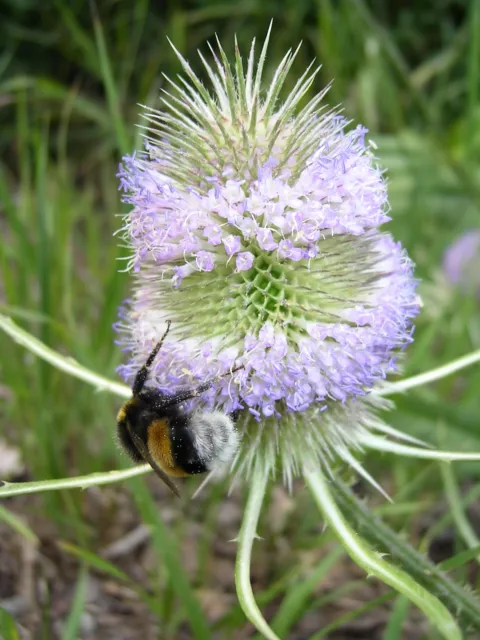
[{"x1": 133, "y1": 320, "x2": 172, "y2": 396}]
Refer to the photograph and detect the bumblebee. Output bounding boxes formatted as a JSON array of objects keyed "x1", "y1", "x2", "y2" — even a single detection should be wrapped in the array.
[{"x1": 117, "y1": 321, "x2": 240, "y2": 496}]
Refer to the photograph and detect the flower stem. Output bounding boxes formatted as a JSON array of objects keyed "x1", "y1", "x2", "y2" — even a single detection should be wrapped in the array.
[
  {"x1": 235, "y1": 464, "x2": 280, "y2": 640},
  {"x1": 0, "y1": 313, "x2": 130, "y2": 398},
  {"x1": 377, "y1": 347, "x2": 480, "y2": 396},
  {"x1": 330, "y1": 476, "x2": 480, "y2": 632},
  {"x1": 0, "y1": 465, "x2": 151, "y2": 498},
  {"x1": 305, "y1": 467, "x2": 462, "y2": 640}
]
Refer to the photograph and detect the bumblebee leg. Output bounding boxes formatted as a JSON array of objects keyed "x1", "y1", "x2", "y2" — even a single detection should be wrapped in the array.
[
  {"x1": 133, "y1": 320, "x2": 171, "y2": 395},
  {"x1": 125, "y1": 421, "x2": 180, "y2": 497},
  {"x1": 157, "y1": 365, "x2": 244, "y2": 409},
  {"x1": 230, "y1": 409, "x2": 242, "y2": 422}
]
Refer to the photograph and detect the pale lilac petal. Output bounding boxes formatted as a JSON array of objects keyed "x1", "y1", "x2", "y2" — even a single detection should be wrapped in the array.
[
  {"x1": 223, "y1": 234, "x2": 242, "y2": 256},
  {"x1": 236, "y1": 251, "x2": 254, "y2": 272},
  {"x1": 195, "y1": 251, "x2": 215, "y2": 271}
]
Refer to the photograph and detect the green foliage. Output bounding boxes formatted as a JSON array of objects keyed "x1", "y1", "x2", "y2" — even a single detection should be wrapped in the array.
[
  {"x1": 0, "y1": 608, "x2": 21, "y2": 640},
  {"x1": 0, "y1": 1, "x2": 479, "y2": 638}
]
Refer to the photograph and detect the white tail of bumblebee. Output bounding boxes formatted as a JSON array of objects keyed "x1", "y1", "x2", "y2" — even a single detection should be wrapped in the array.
[{"x1": 190, "y1": 411, "x2": 239, "y2": 469}]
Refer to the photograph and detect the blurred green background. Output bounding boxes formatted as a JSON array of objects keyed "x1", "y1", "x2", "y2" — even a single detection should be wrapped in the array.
[{"x1": 0, "y1": 1, "x2": 479, "y2": 638}]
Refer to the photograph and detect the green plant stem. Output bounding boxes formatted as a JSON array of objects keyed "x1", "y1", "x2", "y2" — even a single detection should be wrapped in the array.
[
  {"x1": 377, "y1": 347, "x2": 480, "y2": 396},
  {"x1": 0, "y1": 465, "x2": 150, "y2": 498},
  {"x1": 0, "y1": 313, "x2": 130, "y2": 398},
  {"x1": 235, "y1": 464, "x2": 280, "y2": 640},
  {"x1": 305, "y1": 467, "x2": 462, "y2": 640},
  {"x1": 330, "y1": 477, "x2": 480, "y2": 631}
]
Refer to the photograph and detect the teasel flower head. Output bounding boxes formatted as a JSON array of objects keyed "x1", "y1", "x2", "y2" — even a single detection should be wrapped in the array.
[{"x1": 115, "y1": 29, "x2": 420, "y2": 489}]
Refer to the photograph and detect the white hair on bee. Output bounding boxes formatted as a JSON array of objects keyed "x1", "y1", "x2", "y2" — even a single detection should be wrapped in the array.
[{"x1": 190, "y1": 411, "x2": 239, "y2": 469}]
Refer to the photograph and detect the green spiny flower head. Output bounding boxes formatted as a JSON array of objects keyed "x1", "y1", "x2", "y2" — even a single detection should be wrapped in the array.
[{"x1": 116, "y1": 29, "x2": 419, "y2": 484}]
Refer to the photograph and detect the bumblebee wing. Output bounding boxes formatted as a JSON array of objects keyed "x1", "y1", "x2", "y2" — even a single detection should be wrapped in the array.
[{"x1": 126, "y1": 423, "x2": 180, "y2": 497}]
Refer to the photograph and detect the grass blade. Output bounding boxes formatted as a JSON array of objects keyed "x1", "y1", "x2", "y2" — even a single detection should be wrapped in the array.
[
  {"x1": 271, "y1": 547, "x2": 344, "y2": 637},
  {"x1": 128, "y1": 477, "x2": 212, "y2": 640},
  {"x1": 0, "y1": 608, "x2": 20, "y2": 640},
  {"x1": 61, "y1": 566, "x2": 88, "y2": 640},
  {"x1": 383, "y1": 595, "x2": 410, "y2": 640},
  {"x1": 90, "y1": 1, "x2": 129, "y2": 155}
]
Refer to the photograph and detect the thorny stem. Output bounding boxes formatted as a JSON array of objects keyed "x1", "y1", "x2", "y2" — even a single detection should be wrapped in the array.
[
  {"x1": 0, "y1": 314, "x2": 131, "y2": 398},
  {"x1": 305, "y1": 467, "x2": 462, "y2": 640},
  {"x1": 330, "y1": 477, "x2": 480, "y2": 632},
  {"x1": 235, "y1": 464, "x2": 280, "y2": 640},
  {"x1": 0, "y1": 466, "x2": 151, "y2": 498}
]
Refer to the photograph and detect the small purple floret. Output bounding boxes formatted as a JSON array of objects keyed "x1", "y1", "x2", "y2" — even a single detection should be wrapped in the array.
[{"x1": 236, "y1": 252, "x2": 255, "y2": 272}]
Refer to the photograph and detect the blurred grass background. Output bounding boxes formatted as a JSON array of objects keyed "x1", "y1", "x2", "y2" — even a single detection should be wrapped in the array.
[{"x1": 0, "y1": 0, "x2": 479, "y2": 638}]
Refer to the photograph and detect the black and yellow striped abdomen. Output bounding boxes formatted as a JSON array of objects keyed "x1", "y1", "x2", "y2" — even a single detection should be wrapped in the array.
[{"x1": 117, "y1": 395, "x2": 208, "y2": 477}]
